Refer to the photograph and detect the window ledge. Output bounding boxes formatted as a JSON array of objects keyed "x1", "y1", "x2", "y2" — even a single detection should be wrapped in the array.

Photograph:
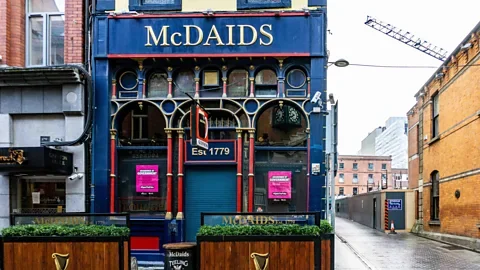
[
  {"x1": 429, "y1": 220, "x2": 441, "y2": 226},
  {"x1": 428, "y1": 136, "x2": 440, "y2": 145}
]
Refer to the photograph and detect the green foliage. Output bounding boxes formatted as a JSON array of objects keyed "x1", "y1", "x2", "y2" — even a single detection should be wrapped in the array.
[
  {"x1": 1, "y1": 224, "x2": 130, "y2": 237},
  {"x1": 197, "y1": 220, "x2": 333, "y2": 236}
]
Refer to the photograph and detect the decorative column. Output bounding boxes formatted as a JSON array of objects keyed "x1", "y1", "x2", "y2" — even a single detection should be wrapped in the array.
[
  {"x1": 222, "y1": 77, "x2": 227, "y2": 98},
  {"x1": 111, "y1": 79, "x2": 117, "y2": 99},
  {"x1": 307, "y1": 77, "x2": 311, "y2": 98},
  {"x1": 109, "y1": 129, "x2": 117, "y2": 213},
  {"x1": 142, "y1": 79, "x2": 146, "y2": 98},
  {"x1": 278, "y1": 78, "x2": 285, "y2": 98},
  {"x1": 165, "y1": 129, "x2": 173, "y2": 220},
  {"x1": 306, "y1": 128, "x2": 311, "y2": 211},
  {"x1": 194, "y1": 66, "x2": 200, "y2": 99},
  {"x1": 176, "y1": 130, "x2": 185, "y2": 220},
  {"x1": 236, "y1": 129, "x2": 243, "y2": 212},
  {"x1": 249, "y1": 77, "x2": 255, "y2": 97},
  {"x1": 167, "y1": 78, "x2": 173, "y2": 98},
  {"x1": 248, "y1": 129, "x2": 255, "y2": 212}
]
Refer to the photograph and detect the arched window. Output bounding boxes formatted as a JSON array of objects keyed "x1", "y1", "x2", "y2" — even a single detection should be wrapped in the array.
[
  {"x1": 255, "y1": 69, "x2": 277, "y2": 97},
  {"x1": 430, "y1": 171, "x2": 440, "y2": 220},
  {"x1": 285, "y1": 68, "x2": 307, "y2": 97},
  {"x1": 148, "y1": 72, "x2": 168, "y2": 98},
  {"x1": 227, "y1": 69, "x2": 249, "y2": 97},
  {"x1": 173, "y1": 69, "x2": 195, "y2": 97}
]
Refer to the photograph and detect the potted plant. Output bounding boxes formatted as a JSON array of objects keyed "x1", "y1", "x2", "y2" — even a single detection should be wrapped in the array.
[
  {"x1": 196, "y1": 220, "x2": 334, "y2": 270},
  {"x1": 1, "y1": 224, "x2": 130, "y2": 270}
]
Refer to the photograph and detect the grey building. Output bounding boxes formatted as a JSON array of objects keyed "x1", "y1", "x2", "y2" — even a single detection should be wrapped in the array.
[{"x1": 0, "y1": 67, "x2": 88, "y2": 228}]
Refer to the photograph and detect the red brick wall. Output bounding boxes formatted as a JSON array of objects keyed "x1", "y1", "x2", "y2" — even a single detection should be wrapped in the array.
[
  {"x1": 0, "y1": 0, "x2": 84, "y2": 67},
  {"x1": 64, "y1": 0, "x2": 85, "y2": 64}
]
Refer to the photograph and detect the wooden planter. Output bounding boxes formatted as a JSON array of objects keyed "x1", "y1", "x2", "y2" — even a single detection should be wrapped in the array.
[
  {"x1": 1, "y1": 236, "x2": 130, "y2": 270},
  {"x1": 197, "y1": 233, "x2": 334, "y2": 270}
]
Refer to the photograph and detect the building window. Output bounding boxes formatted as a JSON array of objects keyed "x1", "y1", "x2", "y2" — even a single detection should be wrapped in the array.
[
  {"x1": 131, "y1": 107, "x2": 148, "y2": 140},
  {"x1": 368, "y1": 187, "x2": 373, "y2": 192},
  {"x1": 285, "y1": 68, "x2": 307, "y2": 97},
  {"x1": 431, "y1": 171, "x2": 440, "y2": 220},
  {"x1": 148, "y1": 72, "x2": 168, "y2": 98},
  {"x1": 381, "y1": 163, "x2": 387, "y2": 170},
  {"x1": 237, "y1": 0, "x2": 291, "y2": 10},
  {"x1": 353, "y1": 187, "x2": 358, "y2": 195},
  {"x1": 227, "y1": 69, "x2": 249, "y2": 97},
  {"x1": 173, "y1": 69, "x2": 195, "y2": 97},
  {"x1": 368, "y1": 174, "x2": 374, "y2": 184},
  {"x1": 27, "y1": 0, "x2": 65, "y2": 66},
  {"x1": 432, "y1": 94, "x2": 439, "y2": 138},
  {"x1": 353, "y1": 163, "x2": 358, "y2": 170},
  {"x1": 368, "y1": 163, "x2": 374, "y2": 170},
  {"x1": 339, "y1": 163, "x2": 344, "y2": 170},
  {"x1": 338, "y1": 173, "x2": 344, "y2": 183},
  {"x1": 129, "y1": 0, "x2": 181, "y2": 11},
  {"x1": 339, "y1": 187, "x2": 344, "y2": 196},
  {"x1": 353, "y1": 174, "x2": 358, "y2": 183},
  {"x1": 255, "y1": 69, "x2": 277, "y2": 97}
]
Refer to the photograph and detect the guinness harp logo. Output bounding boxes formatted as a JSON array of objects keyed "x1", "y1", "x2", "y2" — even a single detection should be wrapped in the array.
[
  {"x1": 52, "y1": 253, "x2": 70, "y2": 270},
  {"x1": 250, "y1": 252, "x2": 269, "y2": 270}
]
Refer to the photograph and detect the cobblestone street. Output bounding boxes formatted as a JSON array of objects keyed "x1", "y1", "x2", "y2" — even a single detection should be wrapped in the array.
[{"x1": 335, "y1": 217, "x2": 480, "y2": 270}]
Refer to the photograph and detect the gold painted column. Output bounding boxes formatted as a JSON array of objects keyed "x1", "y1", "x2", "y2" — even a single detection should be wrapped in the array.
[{"x1": 248, "y1": 129, "x2": 255, "y2": 212}]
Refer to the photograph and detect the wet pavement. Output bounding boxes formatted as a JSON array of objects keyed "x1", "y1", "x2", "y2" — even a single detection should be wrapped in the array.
[
  {"x1": 334, "y1": 217, "x2": 480, "y2": 270},
  {"x1": 335, "y1": 234, "x2": 369, "y2": 270}
]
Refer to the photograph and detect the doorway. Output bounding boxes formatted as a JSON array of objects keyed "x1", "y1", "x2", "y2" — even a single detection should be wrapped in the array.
[{"x1": 373, "y1": 198, "x2": 377, "y2": 229}]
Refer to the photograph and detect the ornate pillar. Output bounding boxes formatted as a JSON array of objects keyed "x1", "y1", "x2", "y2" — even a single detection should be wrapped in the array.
[
  {"x1": 306, "y1": 128, "x2": 311, "y2": 211},
  {"x1": 222, "y1": 77, "x2": 227, "y2": 98},
  {"x1": 236, "y1": 129, "x2": 243, "y2": 212},
  {"x1": 249, "y1": 77, "x2": 255, "y2": 97},
  {"x1": 109, "y1": 129, "x2": 117, "y2": 213},
  {"x1": 176, "y1": 130, "x2": 185, "y2": 220},
  {"x1": 111, "y1": 79, "x2": 117, "y2": 99},
  {"x1": 166, "y1": 129, "x2": 173, "y2": 220},
  {"x1": 307, "y1": 77, "x2": 311, "y2": 98},
  {"x1": 142, "y1": 79, "x2": 146, "y2": 98},
  {"x1": 278, "y1": 78, "x2": 285, "y2": 98},
  {"x1": 167, "y1": 78, "x2": 173, "y2": 98},
  {"x1": 248, "y1": 129, "x2": 255, "y2": 212}
]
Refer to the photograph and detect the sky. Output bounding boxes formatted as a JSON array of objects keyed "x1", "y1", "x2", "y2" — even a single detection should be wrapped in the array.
[{"x1": 326, "y1": 0, "x2": 480, "y2": 155}]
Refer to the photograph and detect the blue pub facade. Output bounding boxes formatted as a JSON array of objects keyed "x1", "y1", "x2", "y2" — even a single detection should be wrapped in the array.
[{"x1": 93, "y1": 0, "x2": 328, "y2": 262}]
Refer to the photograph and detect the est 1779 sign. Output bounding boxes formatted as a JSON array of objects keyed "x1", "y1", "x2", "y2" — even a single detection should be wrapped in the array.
[{"x1": 185, "y1": 141, "x2": 236, "y2": 164}]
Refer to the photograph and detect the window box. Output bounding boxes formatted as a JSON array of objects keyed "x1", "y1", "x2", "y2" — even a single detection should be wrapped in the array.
[
  {"x1": 129, "y1": 0, "x2": 182, "y2": 11},
  {"x1": 237, "y1": 0, "x2": 291, "y2": 10}
]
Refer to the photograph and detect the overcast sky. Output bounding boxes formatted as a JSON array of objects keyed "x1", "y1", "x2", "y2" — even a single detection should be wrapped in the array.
[{"x1": 326, "y1": 0, "x2": 480, "y2": 155}]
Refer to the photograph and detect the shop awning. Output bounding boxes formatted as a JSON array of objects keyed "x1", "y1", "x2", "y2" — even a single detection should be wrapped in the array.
[{"x1": 0, "y1": 147, "x2": 73, "y2": 175}]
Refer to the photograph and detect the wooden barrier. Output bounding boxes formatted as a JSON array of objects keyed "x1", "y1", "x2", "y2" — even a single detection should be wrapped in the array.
[
  {"x1": 1, "y1": 237, "x2": 130, "y2": 270},
  {"x1": 197, "y1": 234, "x2": 334, "y2": 270}
]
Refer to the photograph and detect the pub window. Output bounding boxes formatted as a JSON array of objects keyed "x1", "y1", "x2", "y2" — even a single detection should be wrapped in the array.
[
  {"x1": 430, "y1": 170, "x2": 440, "y2": 220},
  {"x1": 285, "y1": 68, "x2": 307, "y2": 97},
  {"x1": 27, "y1": 0, "x2": 65, "y2": 66},
  {"x1": 227, "y1": 69, "x2": 249, "y2": 97},
  {"x1": 173, "y1": 69, "x2": 195, "y2": 97},
  {"x1": 200, "y1": 69, "x2": 222, "y2": 98},
  {"x1": 131, "y1": 107, "x2": 148, "y2": 140},
  {"x1": 129, "y1": 0, "x2": 181, "y2": 11},
  {"x1": 432, "y1": 94, "x2": 440, "y2": 138},
  {"x1": 118, "y1": 70, "x2": 139, "y2": 99},
  {"x1": 147, "y1": 71, "x2": 168, "y2": 98},
  {"x1": 255, "y1": 69, "x2": 277, "y2": 97},
  {"x1": 237, "y1": 0, "x2": 291, "y2": 10}
]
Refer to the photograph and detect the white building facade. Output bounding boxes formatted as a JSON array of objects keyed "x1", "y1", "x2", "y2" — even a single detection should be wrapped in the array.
[{"x1": 375, "y1": 117, "x2": 408, "y2": 169}]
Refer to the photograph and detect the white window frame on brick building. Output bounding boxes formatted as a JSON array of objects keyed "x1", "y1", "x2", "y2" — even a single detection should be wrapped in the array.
[{"x1": 26, "y1": 0, "x2": 65, "y2": 66}]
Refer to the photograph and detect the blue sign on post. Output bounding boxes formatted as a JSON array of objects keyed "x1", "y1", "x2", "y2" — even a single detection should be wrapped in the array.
[
  {"x1": 185, "y1": 140, "x2": 236, "y2": 163},
  {"x1": 387, "y1": 199, "x2": 402, "y2": 210}
]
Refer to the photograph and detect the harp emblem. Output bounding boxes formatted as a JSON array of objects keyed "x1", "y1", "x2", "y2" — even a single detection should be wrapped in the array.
[
  {"x1": 250, "y1": 252, "x2": 269, "y2": 270},
  {"x1": 52, "y1": 253, "x2": 70, "y2": 270}
]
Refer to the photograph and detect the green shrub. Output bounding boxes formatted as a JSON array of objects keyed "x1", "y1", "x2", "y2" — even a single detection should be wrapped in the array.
[
  {"x1": 1, "y1": 224, "x2": 130, "y2": 237},
  {"x1": 197, "y1": 220, "x2": 333, "y2": 236}
]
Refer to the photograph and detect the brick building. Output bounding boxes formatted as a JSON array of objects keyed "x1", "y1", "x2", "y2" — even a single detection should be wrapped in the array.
[
  {"x1": 335, "y1": 155, "x2": 393, "y2": 197},
  {"x1": 0, "y1": 0, "x2": 89, "y2": 227},
  {"x1": 407, "y1": 21, "x2": 480, "y2": 249}
]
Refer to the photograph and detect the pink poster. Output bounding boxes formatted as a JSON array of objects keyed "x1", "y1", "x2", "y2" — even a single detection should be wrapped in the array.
[
  {"x1": 136, "y1": 165, "x2": 159, "y2": 193},
  {"x1": 268, "y1": 171, "x2": 292, "y2": 199}
]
